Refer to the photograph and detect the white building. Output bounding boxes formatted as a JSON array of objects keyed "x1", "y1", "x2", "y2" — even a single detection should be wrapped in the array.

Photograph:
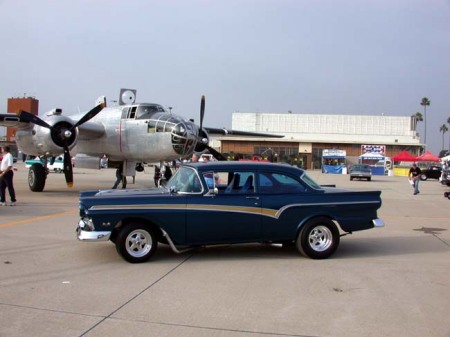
[{"x1": 232, "y1": 112, "x2": 421, "y2": 148}]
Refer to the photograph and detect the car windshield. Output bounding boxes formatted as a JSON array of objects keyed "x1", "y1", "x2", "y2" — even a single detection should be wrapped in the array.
[{"x1": 167, "y1": 166, "x2": 202, "y2": 193}]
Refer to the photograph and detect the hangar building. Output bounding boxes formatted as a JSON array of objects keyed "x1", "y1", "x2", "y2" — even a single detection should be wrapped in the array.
[{"x1": 215, "y1": 112, "x2": 422, "y2": 169}]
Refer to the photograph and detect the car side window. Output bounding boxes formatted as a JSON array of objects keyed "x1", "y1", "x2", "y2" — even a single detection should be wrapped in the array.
[
  {"x1": 258, "y1": 172, "x2": 307, "y2": 194},
  {"x1": 224, "y1": 171, "x2": 255, "y2": 194}
]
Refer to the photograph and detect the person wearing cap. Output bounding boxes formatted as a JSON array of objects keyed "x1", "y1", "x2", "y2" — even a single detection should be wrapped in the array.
[{"x1": 408, "y1": 162, "x2": 422, "y2": 195}]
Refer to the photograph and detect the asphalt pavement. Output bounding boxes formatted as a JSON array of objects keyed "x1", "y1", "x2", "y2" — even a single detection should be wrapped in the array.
[{"x1": 0, "y1": 163, "x2": 449, "y2": 337}]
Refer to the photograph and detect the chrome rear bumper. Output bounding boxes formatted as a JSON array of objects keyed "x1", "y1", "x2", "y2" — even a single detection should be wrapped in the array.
[{"x1": 372, "y1": 218, "x2": 385, "y2": 227}]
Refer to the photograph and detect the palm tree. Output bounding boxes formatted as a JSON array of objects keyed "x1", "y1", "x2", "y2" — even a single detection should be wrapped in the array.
[
  {"x1": 420, "y1": 97, "x2": 431, "y2": 149},
  {"x1": 440, "y1": 124, "x2": 448, "y2": 150},
  {"x1": 412, "y1": 112, "x2": 423, "y2": 130},
  {"x1": 447, "y1": 116, "x2": 450, "y2": 150}
]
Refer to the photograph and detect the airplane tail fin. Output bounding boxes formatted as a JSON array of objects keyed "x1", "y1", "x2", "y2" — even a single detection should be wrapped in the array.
[{"x1": 95, "y1": 96, "x2": 107, "y2": 108}]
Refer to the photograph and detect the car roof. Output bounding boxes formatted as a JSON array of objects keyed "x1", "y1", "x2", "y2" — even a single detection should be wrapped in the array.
[{"x1": 183, "y1": 161, "x2": 305, "y2": 174}]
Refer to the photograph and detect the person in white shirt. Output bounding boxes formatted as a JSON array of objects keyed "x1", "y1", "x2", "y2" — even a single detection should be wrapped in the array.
[{"x1": 0, "y1": 146, "x2": 17, "y2": 206}]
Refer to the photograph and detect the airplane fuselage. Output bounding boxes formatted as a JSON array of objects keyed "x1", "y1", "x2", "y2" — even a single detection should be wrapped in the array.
[{"x1": 16, "y1": 103, "x2": 203, "y2": 163}]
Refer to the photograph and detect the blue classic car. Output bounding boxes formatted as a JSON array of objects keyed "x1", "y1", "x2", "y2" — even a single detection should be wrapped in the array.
[{"x1": 77, "y1": 162, "x2": 384, "y2": 263}]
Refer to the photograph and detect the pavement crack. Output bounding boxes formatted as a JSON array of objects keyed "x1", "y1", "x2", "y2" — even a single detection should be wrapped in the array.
[
  {"x1": 78, "y1": 252, "x2": 196, "y2": 337},
  {"x1": 108, "y1": 317, "x2": 318, "y2": 337}
]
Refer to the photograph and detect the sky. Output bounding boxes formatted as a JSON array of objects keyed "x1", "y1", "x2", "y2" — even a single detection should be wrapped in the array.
[{"x1": 1, "y1": 0, "x2": 450, "y2": 154}]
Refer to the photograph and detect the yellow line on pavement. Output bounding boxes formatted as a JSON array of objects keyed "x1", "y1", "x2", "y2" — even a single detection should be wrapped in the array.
[{"x1": 0, "y1": 209, "x2": 77, "y2": 229}]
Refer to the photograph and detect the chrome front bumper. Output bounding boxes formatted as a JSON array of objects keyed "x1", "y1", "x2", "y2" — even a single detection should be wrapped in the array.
[
  {"x1": 372, "y1": 218, "x2": 385, "y2": 227},
  {"x1": 76, "y1": 219, "x2": 111, "y2": 241}
]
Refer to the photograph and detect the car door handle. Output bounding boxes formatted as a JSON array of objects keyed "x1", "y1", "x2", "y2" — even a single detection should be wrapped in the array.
[{"x1": 246, "y1": 196, "x2": 259, "y2": 200}]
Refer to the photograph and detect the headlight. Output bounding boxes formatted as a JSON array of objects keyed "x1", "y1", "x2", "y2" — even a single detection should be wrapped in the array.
[{"x1": 78, "y1": 217, "x2": 95, "y2": 231}]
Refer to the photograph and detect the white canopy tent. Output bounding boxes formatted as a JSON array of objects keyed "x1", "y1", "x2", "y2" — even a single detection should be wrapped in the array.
[
  {"x1": 441, "y1": 155, "x2": 450, "y2": 162},
  {"x1": 359, "y1": 152, "x2": 384, "y2": 160}
]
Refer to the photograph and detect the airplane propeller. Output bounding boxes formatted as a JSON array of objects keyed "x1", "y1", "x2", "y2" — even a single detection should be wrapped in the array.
[
  {"x1": 18, "y1": 103, "x2": 105, "y2": 188},
  {"x1": 197, "y1": 96, "x2": 227, "y2": 161}
]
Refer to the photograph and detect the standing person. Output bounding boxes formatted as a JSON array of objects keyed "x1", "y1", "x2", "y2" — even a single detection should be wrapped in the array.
[
  {"x1": 0, "y1": 146, "x2": 17, "y2": 206},
  {"x1": 441, "y1": 160, "x2": 449, "y2": 183},
  {"x1": 112, "y1": 163, "x2": 127, "y2": 189},
  {"x1": 100, "y1": 154, "x2": 108, "y2": 168},
  {"x1": 153, "y1": 165, "x2": 161, "y2": 187},
  {"x1": 408, "y1": 162, "x2": 422, "y2": 195},
  {"x1": 161, "y1": 162, "x2": 172, "y2": 181}
]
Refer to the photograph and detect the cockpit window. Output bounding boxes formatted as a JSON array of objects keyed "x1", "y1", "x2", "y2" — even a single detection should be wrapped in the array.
[
  {"x1": 121, "y1": 107, "x2": 129, "y2": 119},
  {"x1": 147, "y1": 113, "x2": 179, "y2": 133},
  {"x1": 136, "y1": 105, "x2": 165, "y2": 119},
  {"x1": 128, "y1": 106, "x2": 137, "y2": 119}
]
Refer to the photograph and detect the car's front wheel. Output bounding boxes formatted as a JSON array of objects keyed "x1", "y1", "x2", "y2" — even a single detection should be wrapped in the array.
[
  {"x1": 420, "y1": 173, "x2": 427, "y2": 181},
  {"x1": 115, "y1": 223, "x2": 158, "y2": 263},
  {"x1": 296, "y1": 217, "x2": 340, "y2": 259}
]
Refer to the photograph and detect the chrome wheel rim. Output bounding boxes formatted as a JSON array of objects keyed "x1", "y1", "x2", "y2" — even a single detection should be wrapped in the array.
[
  {"x1": 125, "y1": 229, "x2": 152, "y2": 258},
  {"x1": 308, "y1": 225, "x2": 333, "y2": 252},
  {"x1": 28, "y1": 170, "x2": 35, "y2": 186}
]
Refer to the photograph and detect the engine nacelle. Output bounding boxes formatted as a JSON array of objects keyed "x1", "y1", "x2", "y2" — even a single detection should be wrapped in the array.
[{"x1": 15, "y1": 116, "x2": 78, "y2": 156}]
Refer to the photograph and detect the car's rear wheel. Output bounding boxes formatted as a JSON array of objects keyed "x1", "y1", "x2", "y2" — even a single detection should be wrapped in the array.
[
  {"x1": 420, "y1": 173, "x2": 427, "y2": 181},
  {"x1": 296, "y1": 217, "x2": 340, "y2": 259},
  {"x1": 116, "y1": 223, "x2": 157, "y2": 263}
]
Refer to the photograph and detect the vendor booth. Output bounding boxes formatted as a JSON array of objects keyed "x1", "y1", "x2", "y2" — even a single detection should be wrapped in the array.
[
  {"x1": 392, "y1": 150, "x2": 417, "y2": 176},
  {"x1": 416, "y1": 151, "x2": 440, "y2": 162},
  {"x1": 322, "y1": 149, "x2": 346, "y2": 174},
  {"x1": 359, "y1": 152, "x2": 385, "y2": 175}
]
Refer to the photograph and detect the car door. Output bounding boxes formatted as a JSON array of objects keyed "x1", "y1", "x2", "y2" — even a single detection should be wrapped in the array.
[
  {"x1": 257, "y1": 171, "x2": 314, "y2": 241},
  {"x1": 185, "y1": 171, "x2": 262, "y2": 245}
]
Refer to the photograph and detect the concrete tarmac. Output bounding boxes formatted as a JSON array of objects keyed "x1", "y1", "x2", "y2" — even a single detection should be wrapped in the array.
[{"x1": 0, "y1": 163, "x2": 449, "y2": 337}]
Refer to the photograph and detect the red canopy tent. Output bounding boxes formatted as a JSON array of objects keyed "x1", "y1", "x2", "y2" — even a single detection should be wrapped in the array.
[
  {"x1": 416, "y1": 151, "x2": 440, "y2": 162},
  {"x1": 392, "y1": 150, "x2": 417, "y2": 162}
]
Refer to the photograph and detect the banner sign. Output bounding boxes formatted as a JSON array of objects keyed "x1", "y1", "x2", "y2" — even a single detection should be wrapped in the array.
[
  {"x1": 361, "y1": 145, "x2": 385, "y2": 155},
  {"x1": 322, "y1": 149, "x2": 346, "y2": 158}
]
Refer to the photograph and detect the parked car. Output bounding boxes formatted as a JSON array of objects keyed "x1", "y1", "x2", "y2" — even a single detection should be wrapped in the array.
[
  {"x1": 25, "y1": 156, "x2": 65, "y2": 173},
  {"x1": 77, "y1": 162, "x2": 384, "y2": 263},
  {"x1": 349, "y1": 164, "x2": 372, "y2": 181},
  {"x1": 419, "y1": 165, "x2": 442, "y2": 181}
]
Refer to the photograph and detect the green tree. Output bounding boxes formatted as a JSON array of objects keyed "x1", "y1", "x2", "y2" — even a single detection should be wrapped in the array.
[
  {"x1": 440, "y1": 124, "x2": 448, "y2": 150},
  {"x1": 447, "y1": 116, "x2": 450, "y2": 150},
  {"x1": 420, "y1": 97, "x2": 431, "y2": 149},
  {"x1": 412, "y1": 111, "x2": 423, "y2": 130}
]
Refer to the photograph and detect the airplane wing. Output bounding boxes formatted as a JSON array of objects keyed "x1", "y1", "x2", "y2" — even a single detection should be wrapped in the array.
[
  {"x1": 0, "y1": 114, "x2": 32, "y2": 129},
  {"x1": 0, "y1": 113, "x2": 106, "y2": 138},
  {"x1": 204, "y1": 127, "x2": 284, "y2": 138}
]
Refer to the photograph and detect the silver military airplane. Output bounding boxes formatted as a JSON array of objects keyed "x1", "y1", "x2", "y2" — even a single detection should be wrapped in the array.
[{"x1": 0, "y1": 90, "x2": 283, "y2": 192}]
